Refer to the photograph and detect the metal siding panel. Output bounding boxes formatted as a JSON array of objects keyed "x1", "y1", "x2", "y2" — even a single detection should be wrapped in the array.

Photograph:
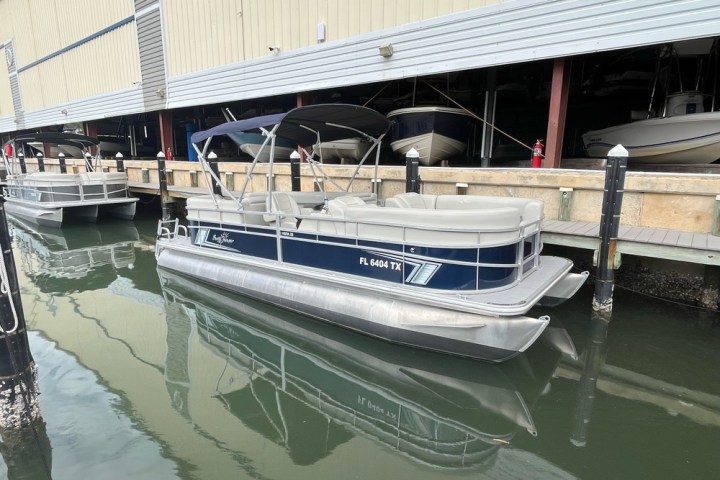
[
  {"x1": 164, "y1": 0, "x2": 244, "y2": 77},
  {"x1": 165, "y1": 0, "x2": 720, "y2": 110},
  {"x1": 135, "y1": 0, "x2": 155, "y2": 12},
  {"x1": 137, "y1": 8, "x2": 166, "y2": 111},
  {"x1": 20, "y1": 88, "x2": 145, "y2": 130},
  {"x1": 18, "y1": 69, "x2": 43, "y2": 111},
  {"x1": 48, "y1": 24, "x2": 140, "y2": 105}
]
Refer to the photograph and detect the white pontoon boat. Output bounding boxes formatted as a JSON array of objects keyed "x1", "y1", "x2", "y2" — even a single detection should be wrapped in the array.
[
  {"x1": 155, "y1": 104, "x2": 587, "y2": 362},
  {"x1": 2, "y1": 132, "x2": 139, "y2": 228}
]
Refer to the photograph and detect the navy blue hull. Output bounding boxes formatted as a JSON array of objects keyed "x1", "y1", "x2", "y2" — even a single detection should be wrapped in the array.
[
  {"x1": 192, "y1": 221, "x2": 532, "y2": 292},
  {"x1": 388, "y1": 108, "x2": 472, "y2": 145}
]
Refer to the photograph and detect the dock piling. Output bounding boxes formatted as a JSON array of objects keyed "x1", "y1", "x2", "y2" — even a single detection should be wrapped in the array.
[
  {"x1": 0, "y1": 198, "x2": 40, "y2": 431},
  {"x1": 290, "y1": 151, "x2": 301, "y2": 191},
  {"x1": 592, "y1": 145, "x2": 628, "y2": 312},
  {"x1": 58, "y1": 153, "x2": 66, "y2": 173},
  {"x1": 35, "y1": 152, "x2": 44, "y2": 172},
  {"x1": 405, "y1": 148, "x2": 420, "y2": 193},
  {"x1": 157, "y1": 151, "x2": 172, "y2": 221},
  {"x1": 115, "y1": 152, "x2": 124, "y2": 173}
]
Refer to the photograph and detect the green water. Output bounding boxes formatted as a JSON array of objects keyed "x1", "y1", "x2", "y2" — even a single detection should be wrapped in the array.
[{"x1": 1, "y1": 215, "x2": 719, "y2": 479}]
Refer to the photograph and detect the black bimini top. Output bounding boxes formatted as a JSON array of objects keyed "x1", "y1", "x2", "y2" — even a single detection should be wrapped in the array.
[
  {"x1": 191, "y1": 104, "x2": 391, "y2": 146},
  {"x1": 10, "y1": 132, "x2": 100, "y2": 149}
]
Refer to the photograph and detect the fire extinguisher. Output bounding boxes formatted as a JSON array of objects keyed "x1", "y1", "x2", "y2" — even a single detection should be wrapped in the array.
[
  {"x1": 166, "y1": 147, "x2": 173, "y2": 160},
  {"x1": 531, "y1": 139, "x2": 544, "y2": 168}
]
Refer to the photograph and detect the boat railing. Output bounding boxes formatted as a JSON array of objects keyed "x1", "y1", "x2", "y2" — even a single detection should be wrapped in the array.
[
  {"x1": 4, "y1": 176, "x2": 133, "y2": 204},
  {"x1": 157, "y1": 218, "x2": 187, "y2": 241},
  {"x1": 192, "y1": 312, "x2": 498, "y2": 463}
]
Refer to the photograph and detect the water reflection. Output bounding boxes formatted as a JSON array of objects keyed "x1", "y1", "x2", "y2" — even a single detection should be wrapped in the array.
[
  {"x1": 159, "y1": 268, "x2": 570, "y2": 471},
  {"x1": 0, "y1": 420, "x2": 52, "y2": 480},
  {"x1": 9, "y1": 218, "x2": 138, "y2": 292},
  {"x1": 8, "y1": 218, "x2": 720, "y2": 479}
]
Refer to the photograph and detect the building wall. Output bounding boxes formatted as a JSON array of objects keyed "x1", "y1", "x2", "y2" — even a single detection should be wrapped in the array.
[
  {"x1": 0, "y1": 0, "x2": 720, "y2": 133},
  {"x1": 163, "y1": 0, "x2": 494, "y2": 77}
]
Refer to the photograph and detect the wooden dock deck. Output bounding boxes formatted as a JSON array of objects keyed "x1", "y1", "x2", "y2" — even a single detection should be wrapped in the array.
[{"x1": 542, "y1": 220, "x2": 720, "y2": 266}]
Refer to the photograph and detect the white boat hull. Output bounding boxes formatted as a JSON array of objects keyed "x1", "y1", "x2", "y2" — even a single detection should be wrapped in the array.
[
  {"x1": 318, "y1": 138, "x2": 371, "y2": 163},
  {"x1": 389, "y1": 133, "x2": 467, "y2": 166},
  {"x1": 582, "y1": 111, "x2": 720, "y2": 163},
  {"x1": 239, "y1": 143, "x2": 295, "y2": 162}
]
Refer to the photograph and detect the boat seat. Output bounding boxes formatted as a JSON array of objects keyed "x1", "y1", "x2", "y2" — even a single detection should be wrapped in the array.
[
  {"x1": 384, "y1": 192, "x2": 437, "y2": 209},
  {"x1": 435, "y1": 195, "x2": 544, "y2": 233},
  {"x1": 264, "y1": 192, "x2": 302, "y2": 228},
  {"x1": 343, "y1": 206, "x2": 522, "y2": 246},
  {"x1": 298, "y1": 196, "x2": 373, "y2": 235},
  {"x1": 187, "y1": 195, "x2": 267, "y2": 226},
  {"x1": 327, "y1": 195, "x2": 368, "y2": 214}
]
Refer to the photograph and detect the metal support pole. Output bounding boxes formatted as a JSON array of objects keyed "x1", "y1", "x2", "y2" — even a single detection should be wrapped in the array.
[
  {"x1": 290, "y1": 151, "x2": 301, "y2": 192},
  {"x1": 592, "y1": 145, "x2": 628, "y2": 312},
  {"x1": 18, "y1": 154, "x2": 25, "y2": 174},
  {"x1": 58, "y1": 153, "x2": 66, "y2": 174},
  {"x1": 0, "y1": 198, "x2": 40, "y2": 431},
  {"x1": 405, "y1": 148, "x2": 420, "y2": 193}
]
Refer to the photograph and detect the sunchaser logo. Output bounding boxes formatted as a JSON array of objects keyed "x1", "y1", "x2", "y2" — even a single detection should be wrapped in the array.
[{"x1": 211, "y1": 231, "x2": 234, "y2": 245}]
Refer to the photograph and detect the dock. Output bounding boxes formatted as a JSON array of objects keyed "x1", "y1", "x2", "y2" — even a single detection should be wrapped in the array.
[{"x1": 542, "y1": 220, "x2": 720, "y2": 267}]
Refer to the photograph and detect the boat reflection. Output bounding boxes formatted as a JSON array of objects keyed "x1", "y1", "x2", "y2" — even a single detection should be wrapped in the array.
[
  {"x1": 159, "y1": 268, "x2": 571, "y2": 469},
  {"x1": 9, "y1": 218, "x2": 139, "y2": 292}
]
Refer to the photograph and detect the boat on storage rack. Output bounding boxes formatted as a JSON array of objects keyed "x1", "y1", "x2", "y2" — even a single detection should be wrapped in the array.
[
  {"x1": 155, "y1": 103, "x2": 588, "y2": 363},
  {"x1": 387, "y1": 106, "x2": 475, "y2": 165},
  {"x1": 582, "y1": 92, "x2": 720, "y2": 163},
  {"x1": 1, "y1": 132, "x2": 139, "y2": 228}
]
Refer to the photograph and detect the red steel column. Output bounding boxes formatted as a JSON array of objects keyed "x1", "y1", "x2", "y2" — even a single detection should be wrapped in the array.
[
  {"x1": 159, "y1": 110, "x2": 173, "y2": 156},
  {"x1": 84, "y1": 121, "x2": 99, "y2": 156},
  {"x1": 544, "y1": 57, "x2": 572, "y2": 168}
]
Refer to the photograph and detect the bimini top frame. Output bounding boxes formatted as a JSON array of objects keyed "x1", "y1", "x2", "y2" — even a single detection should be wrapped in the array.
[
  {"x1": 2, "y1": 132, "x2": 102, "y2": 175},
  {"x1": 190, "y1": 104, "x2": 392, "y2": 209}
]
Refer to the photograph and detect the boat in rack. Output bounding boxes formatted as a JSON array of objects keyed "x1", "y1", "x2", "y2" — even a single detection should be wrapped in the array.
[
  {"x1": 318, "y1": 137, "x2": 372, "y2": 163},
  {"x1": 387, "y1": 106, "x2": 474, "y2": 165},
  {"x1": 1, "y1": 132, "x2": 138, "y2": 228},
  {"x1": 155, "y1": 103, "x2": 587, "y2": 363},
  {"x1": 582, "y1": 92, "x2": 720, "y2": 163},
  {"x1": 227, "y1": 131, "x2": 296, "y2": 162}
]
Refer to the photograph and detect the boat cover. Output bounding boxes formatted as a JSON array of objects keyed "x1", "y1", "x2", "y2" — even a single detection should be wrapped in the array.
[{"x1": 191, "y1": 104, "x2": 391, "y2": 146}]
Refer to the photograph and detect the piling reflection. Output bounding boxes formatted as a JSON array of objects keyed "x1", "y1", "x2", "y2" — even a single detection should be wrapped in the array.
[
  {"x1": 159, "y1": 268, "x2": 572, "y2": 470},
  {"x1": 0, "y1": 421, "x2": 52, "y2": 480},
  {"x1": 570, "y1": 311, "x2": 610, "y2": 447}
]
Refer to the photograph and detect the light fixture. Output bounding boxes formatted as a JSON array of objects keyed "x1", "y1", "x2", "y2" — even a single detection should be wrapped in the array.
[
  {"x1": 378, "y1": 44, "x2": 393, "y2": 58},
  {"x1": 317, "y1": 23, "x2": 326, "y2": 42}
]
